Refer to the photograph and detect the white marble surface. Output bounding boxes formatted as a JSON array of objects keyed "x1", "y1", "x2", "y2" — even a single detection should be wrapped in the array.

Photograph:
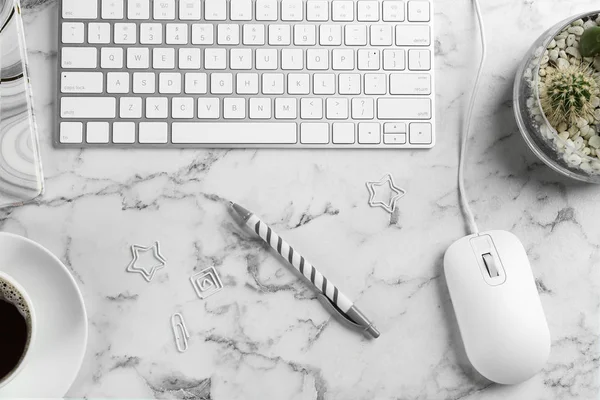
[{"x1": 2, "y1": 0, "x2": 600, "y2": 398}]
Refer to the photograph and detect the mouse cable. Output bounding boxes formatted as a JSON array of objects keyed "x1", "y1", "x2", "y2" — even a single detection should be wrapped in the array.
[{"x1": 458, "y1": 0, "x2": 487, "y2": 235}]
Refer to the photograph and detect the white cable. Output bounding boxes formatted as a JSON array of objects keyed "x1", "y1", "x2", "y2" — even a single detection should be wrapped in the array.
[{"x1": 458, "y1": 0, "x2": 487, "y2": 235}]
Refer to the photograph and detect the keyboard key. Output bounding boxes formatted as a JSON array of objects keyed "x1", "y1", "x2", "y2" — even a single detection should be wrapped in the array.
[
  {"x1": 243, "y1": 24, "x2": 265, "y2": 45},
  {"x1": 113, "y1": 122, "x2": 136, "y2": 143},
  {"x1": 256, "y1": 49, "x2": 278, "y2": 70},
  {"x1": 140, "y1": 23, "x2": 163, "y2": 44},
  {"x1": 256, "y1": 0, "x2": 278, "y2": 21},
  {"x1": 153, "y1": 48, "x2": 176, "y2": 69},
  {"x1": 61, "y1": 97, "x2": 116, "y2": 119},
  {"x1": 185, "y1": 72, "x2": 208, "y2": 94},
  {"x1": 87, "y1": 122, "x2": 110, "y2": 143},
  {"x1": 307, "y1": 49, "x2": 329, "y2": 70},
  {"x1": 384, "y1": 122, "x2": 407, "y2": 133},
  {"x1": 120, "y1": 97, "x2": 142, "y2": 118},
  {"x1": 62, "y1": 23, "x2": 84, "y2": 44},
  {"x1": 179, "y1": 0, "x2": 202, "y2": 20},
  {"x1": 101, "y1": 48, "x2": 124, "y2": 68},
  {"x1": 107, "y1": 72, "x2": 130, "y2": 93},
  {"x1": 409, "y1": 122, "x2": 432, "y2": 144},
  {"x1": 333, "y1": 123, "x2": 355, "y2": 144},
  {"x1": 114, "y1": 23, "x2": 136, "y2": 44},
  {"x1": 172, "y1": 98, "x2": 195, "y2": 118},
  {"x1": 358, "y1": 123, "x2": 381, "y2": 144},
  {"x1": 147, "y1": 98, "x2": 169, "y2": 118},
  {"x1": 408, "y1": 49, "x2": 431, "y2": 71},
  {"x1": 345, "y1": 25, "x2": 367, "y2": 46},
  {"x1": 218, "y1": 24, "x2": 241, "y2": 45},
  {"x1": 102, "y1": 0, "x2": 124, "y2": 19},
  {"x1": 204, "y1": 48, "x2": 227, "y2": 69},
  {"x1": 357, "y1": 1, "x2": 380, "y2": 22},
  {"x1": 294, "y1": 25, "x2": 317, "y2": 46},
  {"x1": 306, "y1": 1, "x2": 329, "y2": 21},
  {"x1": 231, "y1": 49, "x2": 253, "y2": 70},
  {"x1": 63, "y1": 0, "x2": 98, "y2": 19},
  {"x1": 300, "y1": 98, "x2": 323, "y2": 119},
  {"x1": 127, "y1": 48, "x2": 150, "y2": 69},
  {"x1": 390, "y1": 73, "x2": 431, "y2": 95},
  {"x1": 262, "y1": 73, "x2": 284, "y2": 95},
  {"x1": 281, "y1": 49, "x2": 303, "y2": 70},
  {"x1": 198, "y1": 98, "x2": 220, "y2": 118},
  {"x1": 60, "y1": 122, "x2": 83, "y2": 143},
  {"x1": 352, "y1": 98, "x2": 374, "y2": 119},
  {"x1": 210, "y1": 73, "x2": 233, "y2": 94},
  {"x1": 179, "y1": 48, "x2": 202, "y2": 69},
  {"x1": 326, "y1": 98, "x2": 348, "y2": 119},
  {"x1": 313, "y1": 74, "x2": 335, "y2": 95},
  {"x1": 139, "y1": 122, "x2": 168, "y2": 143},
  {"x1": 339, "y1": 74, "x2": 361, "y2": 95},
  {"x1": 396, "y1": 25, "x2": 430, "y2": 46},
  {"x1": 301, "y1": 123, "x2": 329, "y2": 144},
  {"x1": 383, "y1": 1, "x2": 405, "y2": 21},
  {"x1": 357, "y1": 49, "x2": 380, "y2": 70},
  {"x1": 332, "y1": 1, "x2": 355, "y2": 21},
  {"x1": 237, "y1": 73, "x2": 259, "y2": 94},
  {"x1": 154, "y1": 0, "x2": 176, "y2": 19},
  {"x1": 230, "y1": 0, "x2": 252, "y2": 20},
  {"x1": 370, "y1": 25, "x2": 393, "y2": 46},
  {"x1": 383, "y1": 49, "x2": 406, "y2": 70},
  {"x1": 249, "y1": 98, "x2": 272, "y2": 119},
  {"x1": 172, "y1": 123, "x2": 297, "y2": 144},
  {"x1": 133, "y1": 72, "x2": 156, "y2": 93},
  {"x1": 204, "y1": 0, "x2": 227, "y2": 20},
  {"x1": 384, "y1": 133, "x2": 407, "y2": 145},
  {"x1": 269, "y1": 25, "x2": 291, "y2": 46},
  {"x1": 223, "y1": 98, "x2": 246, "y2": 119},
  {"x1": 282, "y1": 0, "x2": 303, "y2": 21},
  {"x1": 287, "y1": 73, "x2": 310, "y2": 94},
  {"x1": 128, "y1": 0, "x2": 150, "y2": 19},
  {"x1": 192, "y1": 24, "x2": 215, "y2": 45},
  {"x1": 408, "y1": 1, "x2": 430, "y2": 22},
  {"x1": 159, "y1": 72, "x2": 182, "y2": 93},
  {"x1": 167, "y1": 24, "x2": 189, "y2": 44},
  {"x1": 275, "y1": 98, "x2": 297, "y2": 119},
  {"x1": 62, "y1": 48, "x2": 97, "y2": 69},
  {"x1": 332, "y1": 49, "x2": 355, "y2": 70},
  {"x1": 377, "y1": 98, "x2": 431, "y2": 119},
  {"x1": 88, "y1": 23, "x2": 111, "y2": 44},
  {"x1": 320, "y1": 25, "x2": 342, "y2": 46},
  {"x1": 364, "y1": 74, "x2": 387, "y2": 95}
]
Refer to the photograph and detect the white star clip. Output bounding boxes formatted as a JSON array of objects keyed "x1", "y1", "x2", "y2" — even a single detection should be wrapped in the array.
[
  {"x1": 366, "y1": 173, "x2": 406, "y2": 214},
  {"x1": 126, "y1": 242, "x2": 167, "y2": 282}
]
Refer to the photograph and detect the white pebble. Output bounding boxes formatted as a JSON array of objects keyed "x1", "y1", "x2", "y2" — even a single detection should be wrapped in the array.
[
  {"x1": 558, "y1": 122, "x2": 568, "y2": 132},
  {"x1": 583, "y1": 147, "x2": 592, "y2": 156},
  {"x1": 581, "y1": 161, "x2": 592, "y2": 171},
  {"x1": 558, "y1": 131, "x2": 570, "y2": 141},
  {"x1": 593, "y1": 97, "x2": 600, "y2": 108},
  {"x1": 572, "y1": 19, "x2": 584, "y2": 27},
  {"x1": 567, "y1": 153, "x2": 582, "y2": 166},
  {"x1": 567, "y1": 34, "x2": 576, "y2": 47},
  {"x1": 557, "y1": 58, "x2": 570, "y2": 69},
  {"x1": 566, "y1": 46, "x2": 582, "y2": 59},
  {"x1": 589, "y1": 135, "x2": 600, "y2": 148},
  {"x1": 595, "y1": 108, "x2": 600, "y2": 121},
  {"x1": 574, "y1": 137, "x2": 585, "y2": 149},
  {"x1": 556, "y1": 38, "x2": 566, "y2": 49},
  {"x1": 549, "y1": 49, "x2": 559, "y2": 61},
  {"x1": 577, "y1": 117, "x2": 589, "y2": 128},
  {"x1": 548, "y1": 39, "x2": 557, "y2": 49},
  {"x1": 568, "y1": 26, "x2": 585, "y2": 35},
  {"x1": 584, "y1": 20, "x2": 598, "y2": 29}
]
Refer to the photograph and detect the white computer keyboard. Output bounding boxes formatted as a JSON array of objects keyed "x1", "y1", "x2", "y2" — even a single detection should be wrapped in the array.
[{"x1": 57, "y1": 0, "x2": 435, "y2": 148}]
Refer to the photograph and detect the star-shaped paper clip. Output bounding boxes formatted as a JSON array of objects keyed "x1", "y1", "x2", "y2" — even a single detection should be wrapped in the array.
[
  {"x1": 126, "y1": 242, "x2": 167, "y2": 282},
  {"x1": 366, "y1": 173, "x2": 406, "y2": 214}
]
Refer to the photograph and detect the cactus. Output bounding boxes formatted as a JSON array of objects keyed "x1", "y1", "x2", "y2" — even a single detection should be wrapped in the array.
[
  {"x1": 580, "y1": 26, "x2": 600, "y2": 58},
  {"x1": 540, "y1": 63, "x2": 599, "y2": 127}
]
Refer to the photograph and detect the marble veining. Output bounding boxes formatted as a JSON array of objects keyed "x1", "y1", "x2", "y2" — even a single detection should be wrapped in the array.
[{"x1": 0, "y1": 0, "x2": 599, "y2": 398}]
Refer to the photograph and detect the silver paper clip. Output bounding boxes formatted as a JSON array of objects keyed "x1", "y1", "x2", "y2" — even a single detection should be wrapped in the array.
[{"x1": 171, "y1": 313, "x2": 190, "y2": 353}]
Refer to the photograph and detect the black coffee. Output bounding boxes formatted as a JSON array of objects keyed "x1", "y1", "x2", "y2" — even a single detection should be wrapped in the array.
[{"x1": 0, "y1": 299, "x2": 28, "y2": 380}]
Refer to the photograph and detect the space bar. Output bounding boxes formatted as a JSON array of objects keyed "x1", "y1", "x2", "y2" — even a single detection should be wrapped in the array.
[{"x1": 172, "y1": 123, "x2": 297, "y2": 144}]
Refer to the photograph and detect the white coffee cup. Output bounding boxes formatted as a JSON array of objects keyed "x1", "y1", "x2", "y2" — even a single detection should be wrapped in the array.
[{"x1": 0, "y1": 271, "x2": 36, "y2": 389}]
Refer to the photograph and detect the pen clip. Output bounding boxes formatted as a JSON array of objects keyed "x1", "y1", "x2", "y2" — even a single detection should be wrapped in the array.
[{"x1": 316, "y1": 294, "x2": 367, "y2": 332}]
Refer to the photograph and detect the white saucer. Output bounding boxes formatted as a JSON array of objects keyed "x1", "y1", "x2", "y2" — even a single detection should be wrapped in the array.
[{"x1": 0, "y1": 233, "x2": 87, "y2": 398}]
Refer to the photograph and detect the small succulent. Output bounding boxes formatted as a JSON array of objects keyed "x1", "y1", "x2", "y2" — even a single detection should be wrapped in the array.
[
  {"x1": 540, "y1": 63, "x2": 600, "y2": 127},
  {"x1": 580, "y1": 26, "x2": 600, "y2": 57}
]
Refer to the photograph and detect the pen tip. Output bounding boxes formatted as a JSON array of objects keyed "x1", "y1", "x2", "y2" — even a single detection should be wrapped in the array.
[{"x1": 367, "y1": 325, "x2": 381, "y2": 339}]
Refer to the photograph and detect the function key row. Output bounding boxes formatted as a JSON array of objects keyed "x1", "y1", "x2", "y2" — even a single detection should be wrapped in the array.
[{"x1": 63, "y1": 0, "x2": 430, "y2": 23}]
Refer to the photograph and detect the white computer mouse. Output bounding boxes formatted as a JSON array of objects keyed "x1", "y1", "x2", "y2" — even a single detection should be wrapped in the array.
[{"x1": 444, "y1": 230, "x2": 551, "y2": 385}]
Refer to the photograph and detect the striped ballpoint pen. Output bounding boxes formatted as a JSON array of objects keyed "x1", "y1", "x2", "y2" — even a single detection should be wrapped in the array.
[{"x1": 231, "y1": 202, "x2": 380, "y2": 339}]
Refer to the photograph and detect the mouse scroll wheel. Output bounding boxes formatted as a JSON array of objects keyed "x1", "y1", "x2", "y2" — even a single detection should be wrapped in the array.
[{"x1": 482, "y1": 253, "x2": 500, "y2": 278}]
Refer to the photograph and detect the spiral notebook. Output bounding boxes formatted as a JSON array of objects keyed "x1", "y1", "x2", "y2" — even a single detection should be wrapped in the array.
[{"x1": 0, "y1": 0, "x2": 43, "y2": 208}]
